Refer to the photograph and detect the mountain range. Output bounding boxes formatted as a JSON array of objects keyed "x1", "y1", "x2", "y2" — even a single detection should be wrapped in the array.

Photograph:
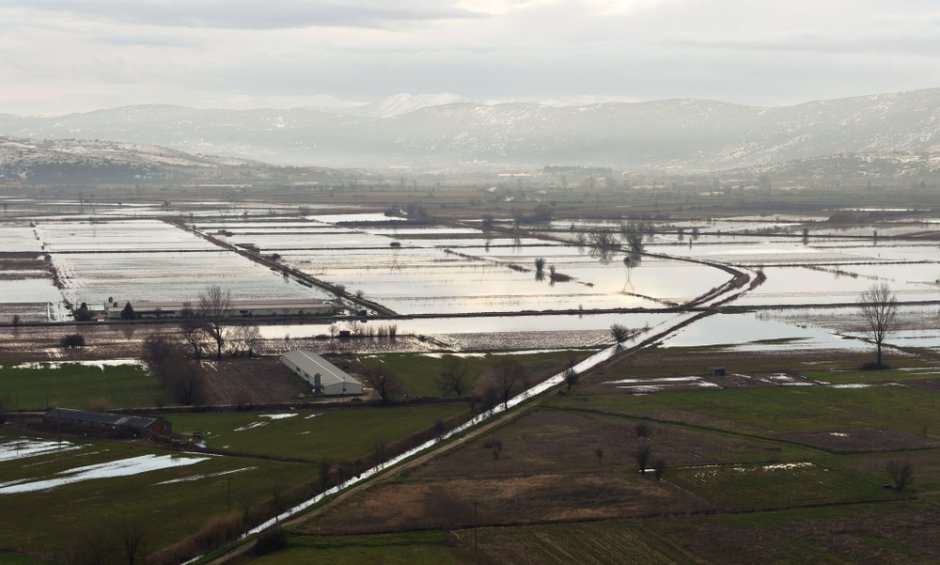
[{"x1": 1, "y1": 89, "x2": 938, "y2": 171}]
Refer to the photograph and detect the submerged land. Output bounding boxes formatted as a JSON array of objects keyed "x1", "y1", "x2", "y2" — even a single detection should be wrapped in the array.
[{"x1": 2, "y1": 166, "x2": 940, "y2": 563}]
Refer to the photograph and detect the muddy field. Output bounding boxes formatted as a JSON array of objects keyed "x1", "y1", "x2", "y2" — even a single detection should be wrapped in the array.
[{"x1": 197, "y1": 357, "x2": 312, "y2": 405}]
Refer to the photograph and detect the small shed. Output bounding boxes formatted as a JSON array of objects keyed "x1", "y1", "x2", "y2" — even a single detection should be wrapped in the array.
[{"x1": 281, "y1": 351, "x2": 363, "y2": 395}]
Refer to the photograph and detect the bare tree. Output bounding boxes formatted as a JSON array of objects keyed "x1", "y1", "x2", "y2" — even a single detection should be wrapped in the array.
[
  {"x1": 620, "y1": 222, "x2": 645, "y2": 253},
  {"x1": 494, "y1": 357, "x2": 525, "y2": 409},
  {"x1": 534, "y1": 257, "x2": 546, "y2": 281},
  {"x1": 653, "y1": 458, "x2": 666, "y2": 481},
  {"x1": 180, "y1": 316, "x2": 208, "y2": 359},
  {"x1": 886, "y1": 460, "x2": 914, "y2": 491},
  {"x1": 857, "y1": 282, "x2": 898, "y2": 368},
  {"x1": 563, "y1": 349, "x2": 580, "y2": 389},
  {"x1": 362, "y1": 367, "x2": 401, "y2": 404},
  {"x1": 563, "y1": 366, "x2": 579, "y2": 389},
  {"x1": 588, "y1": 230, "x2": 619, "y2": 264},
  {"x1": 610, "y1": 324, "x2": 630, "y2": 349},
  {"x1": 119, "y1": 520, "x2": 147, "y2": 565},
  {"x1": 143, "y1": 335, "x2": 203, "y2": 405},
  {"x1": 231, "y1": 324, "x2": 261, "y2": 357},
  {"x1": 438, "y1": 355, "x2": 469, "y2": 397},
  {"x1": 633, "y1": 444, "x2": 653, "y2": 474},
  {"x1": 198, "y1": 285, "x2": 232, "y2": 359}
]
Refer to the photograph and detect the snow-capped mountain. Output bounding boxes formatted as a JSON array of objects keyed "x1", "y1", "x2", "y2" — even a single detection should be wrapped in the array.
[
  {"x1": 1, "y1": 89, "x2": 938, "y2": 171},
  {"x1": 339, "y1": 93, "x2": 470, "y2": 118}
]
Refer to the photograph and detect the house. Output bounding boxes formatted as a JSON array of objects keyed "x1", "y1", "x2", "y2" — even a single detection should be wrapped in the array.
[
  {"x1": 281, "y1": 351, "x2": 363, "y2": 396},
  {"x1": 43, "y1": 408, "x2": 171, "y2": 438}
]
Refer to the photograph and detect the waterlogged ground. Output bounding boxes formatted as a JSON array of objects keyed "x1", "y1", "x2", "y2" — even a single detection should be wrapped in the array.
[
  {"x1": 2, "y1": 203, "x2": 940, "y2": 356},
  {"x1": 195, "y1": 214, "x2": 733, "y2": 314},
  {"x1": 54, "y1": 250, "x2": 330, "y2": 307}
]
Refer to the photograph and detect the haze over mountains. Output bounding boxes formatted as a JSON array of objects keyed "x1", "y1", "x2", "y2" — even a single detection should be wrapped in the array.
[{"x1": 1, "y1": 89, "x2": 938, "y2": 172}]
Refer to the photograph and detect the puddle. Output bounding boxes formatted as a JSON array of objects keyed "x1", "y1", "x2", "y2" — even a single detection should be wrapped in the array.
[
  {"x1": 260, "y1": 413, "x2": 297, "y2": 420},
  {"x1": 234, "y1": 421, "x2": 268, "y2": 432},
  {"x1": 155, "y1": 466, "x2": 254, "y2": 485},
  {"x1": 0, "y1": 454, "x2": 208, "y2": 494},
  {"x1": 13, "y1": 359, "x2": 145, "y2": 370},
  {"x1": 608, "y1": 376, "x2": 703, "y2": 384},
  {"x1": 0, "y1": 439, "x2": 82, "y2": 462}
]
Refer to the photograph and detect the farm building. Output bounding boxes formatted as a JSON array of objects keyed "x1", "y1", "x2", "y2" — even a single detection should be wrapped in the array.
[
  {"x1": 102, "y1": 298, "x2": 337, "y2": 320},
  {"x1": 281, "y1": 351, "x2": 363, "y2": 396},
  {"x1": 43, "y1": 408, "x2": 171, "y2": 438}
]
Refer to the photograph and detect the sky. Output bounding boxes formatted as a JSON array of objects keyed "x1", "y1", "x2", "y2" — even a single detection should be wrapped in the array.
[{"x1": 2, "y1": 0, "x2": 939, "y2": 115}]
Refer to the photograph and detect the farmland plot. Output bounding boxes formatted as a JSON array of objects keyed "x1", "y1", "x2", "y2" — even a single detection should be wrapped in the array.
[
  {"x1": 53, "y1": 249, "x2": 331, "y2": 307},
  {"x1": 0, "y1": 222, "x2": 69, "y2": 321}
]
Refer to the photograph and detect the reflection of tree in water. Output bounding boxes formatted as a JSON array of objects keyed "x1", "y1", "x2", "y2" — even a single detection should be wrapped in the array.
[
  {"x1": 389, "y1": 246, "x2": 402, "y2": 272},
  {"x1": 574, "y1": 232, "x2": 587, "y2": 254},
  {"x1": 534, "y1": 257, "x2": 545, "y2": 282},
  {"x1": 588, "y1": 231, "x2": 619, "y2": 265},
  {"x1": 622, "y1": 252, "x2": 642, "y2": 294}
]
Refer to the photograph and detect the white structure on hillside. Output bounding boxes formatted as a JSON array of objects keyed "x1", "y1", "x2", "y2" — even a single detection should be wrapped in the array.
[{"x1": 281, "y1": 351, "x2": 363, "y2": 396}]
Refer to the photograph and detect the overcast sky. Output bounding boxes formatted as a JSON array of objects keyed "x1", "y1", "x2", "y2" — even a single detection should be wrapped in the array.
[{"x1": 2, "y1": 0, "x2": 939, "y2": 115}]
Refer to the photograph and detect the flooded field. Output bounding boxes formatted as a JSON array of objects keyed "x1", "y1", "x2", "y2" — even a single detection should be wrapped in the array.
[
  {"x1": 191, "y1": 213, "x2": 733, "y2": 315},
  {"x1": 54, "y1": 249, "x2": 330, "y2": 307},
  {"x1": 2, "y1": 201, "x2": 939, "y2": 356}
]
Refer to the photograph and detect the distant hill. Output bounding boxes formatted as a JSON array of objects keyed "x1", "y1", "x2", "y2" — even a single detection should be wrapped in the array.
[
  {"x1": 1, "y1": 89, "x2": 939, "y2": 171},
  {"x1": 0, "y1": 137, "x2": 342, "y2": 186}
]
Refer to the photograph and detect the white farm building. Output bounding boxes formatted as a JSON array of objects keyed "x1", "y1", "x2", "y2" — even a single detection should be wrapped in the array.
[
  {"x1": 281, "y1": 351, "x2": 364, "y2": 396},
  {"x1": 103, "y1": 298, "x2": 336, "y2": 320}
]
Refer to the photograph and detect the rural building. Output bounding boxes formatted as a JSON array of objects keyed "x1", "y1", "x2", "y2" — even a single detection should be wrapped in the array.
[
  {"x1": 102, "y1": 298, "x2": 337, "y2": 319},
  {"x1": 281, "y1": 351, "x2": 363, "y2": 396},
  {"x1": 43, "y1": 408, "x2": 171, "y2": 438}
]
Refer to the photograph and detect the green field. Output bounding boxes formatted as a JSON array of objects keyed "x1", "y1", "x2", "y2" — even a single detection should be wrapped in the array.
[
  {"x1": 0, "y1": 362, "x2": 161, "y2": 410},
  {"x1": 551, "y1": 384, "x2": 940, "y2": 438},
  {"x1": 0, "y1": 429, "x2": 312, "y2": 559},
  {"x1": 170, "y1": 404, "x2": 471, "y2": 461},
  {"x1": 359, "y1": 351, "x2": 581, "y2": 398}
]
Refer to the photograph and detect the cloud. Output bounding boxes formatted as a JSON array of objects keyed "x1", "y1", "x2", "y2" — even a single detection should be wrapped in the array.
[
  {"x1": 0, "y1": 0, "x2": 938, "y2": 114},
  {"x1": 13, "y1": 0, "x2": 484, "y2": 30}
]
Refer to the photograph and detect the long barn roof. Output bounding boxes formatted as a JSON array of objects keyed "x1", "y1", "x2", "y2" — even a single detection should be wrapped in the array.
[{"x1": 281, "y1": 351, "x2": 362, "y2": 388}]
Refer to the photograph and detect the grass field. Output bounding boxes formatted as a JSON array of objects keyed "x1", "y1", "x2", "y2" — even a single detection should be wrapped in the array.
[
  {"x1": 359, "y1": 351, "x2": 583, "y2": 398},
  {"x1": 550, "y1": 384, "x2": 940, "y2": 439},
  {"x1": 0, "y1": 362, "x2": 161, "y2": 410},
  {"x1": 169, "y1": 404, "x2": 471, "y2": 461},
  {"x1": 0, "y1": 429, "x2": 312, "y2": 559}
]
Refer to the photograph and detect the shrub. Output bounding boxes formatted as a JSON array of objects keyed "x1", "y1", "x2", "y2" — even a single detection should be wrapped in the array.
[
  {"x1": 60, "y1": 334, "x2": 86, "y2": 348},
  {"x1": 251, "y1": 527, "x2": 288, "y2": 555},
  {"x1": 887, "y1": 460, "x2": 914, "y2": 491},
  {"x1": 194, "y1": 511, "x2": 243, "y2": 551}
]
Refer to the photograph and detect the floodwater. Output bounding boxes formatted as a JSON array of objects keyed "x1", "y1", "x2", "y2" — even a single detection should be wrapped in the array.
[
  {"x1": 661, "y1": 312, "x2": 861, "y2": 351},
  {"x1": 54, "y1": 250, "x2": 331, "y2": 306},
  {"x1": 0, "y1": 439, "x2": 81, "y2": 462},
  {"x1": 10, "y1": 359, "x2": 144, "y2": 370},
  {"x1": 258, "y1": 311, "x2": 685, "y2": 341},
  {"x1": 35, "y1": 219, "x2": 218, "y2": 252},
  {"x1": 0, "y1": 454, "x2": 209, "y2": 494}
]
